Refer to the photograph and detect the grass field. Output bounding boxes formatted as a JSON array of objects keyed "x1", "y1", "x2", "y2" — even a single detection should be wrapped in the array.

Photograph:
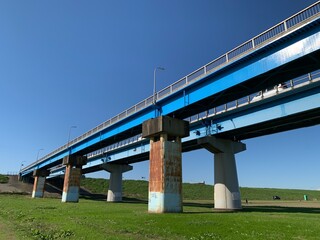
[
  {"x1": 81, "y1": 178, "x2": 320, "y2": 201},
  {"x1": 0, "y1": 194, "x2": 320, "y2": 240}
]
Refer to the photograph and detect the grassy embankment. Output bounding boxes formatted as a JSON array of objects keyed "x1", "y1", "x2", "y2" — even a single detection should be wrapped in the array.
[
  {"x1": 81, "y1": 178, "x2": 320, "y2": 201},
  {"x1": 0, "y1": 174, "x2": 9, "y2": 184}
]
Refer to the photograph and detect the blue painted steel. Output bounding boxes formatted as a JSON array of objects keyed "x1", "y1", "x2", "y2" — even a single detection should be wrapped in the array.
[
  {"x1": 21, "y1": 13, "x2": 320, "y2": 177},
  {"x1": 48, "y1": 82, "x2": 320, "y2": 177},
  {"x1": 71, "y1": 25, "x2": 320, "y2": 156},
  {"x1": 161, "y1": 27, "x2": 320, "y2": 115}
]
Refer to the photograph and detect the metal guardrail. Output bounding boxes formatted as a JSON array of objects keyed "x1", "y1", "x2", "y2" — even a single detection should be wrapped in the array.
[
  {"x1": 85, "y1": 69, "x2": 320, "y2": 164},
  {"x1": 43, "y1": 69, "x2": 320, "y2": 174},
  {"x1": 22, "y1": 1, "x2": 320, "y2": 172},
  {"x1": 187, "y1": 70, "x2": 320, "y2": 124}
]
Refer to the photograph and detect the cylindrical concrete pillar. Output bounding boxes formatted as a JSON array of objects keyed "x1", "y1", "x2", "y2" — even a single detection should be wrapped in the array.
[
  {"x1": 107, "y1": 169, "x2": 122, "y2": 202},
  {"x1": 214, "y1": 150, "x2": 241, "y2": 210},
  {"x1": 197, "y1": 136, "x2": 245, "y2": 211},
  {"x1": 102, "y1": 164, "x2": 133, "y2": 202}
]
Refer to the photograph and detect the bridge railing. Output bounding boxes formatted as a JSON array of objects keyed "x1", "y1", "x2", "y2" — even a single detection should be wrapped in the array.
[
  {"x1": 22, "y1": 1, "x2": 320, "y2": 173},
  {"x1": 187, "y1": 70, "x2": 320, "y2": 124},
  {"x1": 82, "y1": 69, "x2": 320, "y2": 165}
]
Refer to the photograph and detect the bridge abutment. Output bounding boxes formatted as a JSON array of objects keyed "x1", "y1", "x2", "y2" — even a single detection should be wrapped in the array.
[
  {"x1": 102, "y1": 163, "x2": 133, "y2": 202},
  {"x1": 32, "y1": 169, "x2": 50, "y2": 198},
  {"x1": 198, "y1": 136, "x2": 246, "y2": 210},
  {"x1": 142, "y1": 116, "x2": 189, "y2": 213},
  {"x1": 61, "y1": 155, "x2": 87, "y2": 203}
]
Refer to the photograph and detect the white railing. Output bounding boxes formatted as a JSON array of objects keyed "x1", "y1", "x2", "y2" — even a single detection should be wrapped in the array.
[
  {"x1": 22, "y1": 1, "x2": 320, "y2": 172},
  {"x1": 187, "y1": 70, "x2": 320, "y2": 124},
  {"x1": 84, "y1": 70, "x2": 320, "y2": 162}
]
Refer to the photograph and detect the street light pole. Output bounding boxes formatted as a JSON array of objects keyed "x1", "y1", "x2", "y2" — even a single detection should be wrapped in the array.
[
  {"x1": 36, "y1": 149, "x2": 44, "y2": 162},
  {"x1": 67, "y1": 126, "x2": 77, "y2": 154},
  {"x1": 153, "y1": 67, "x2": 165, "y2": 104},
  {"x1": 19, "y1": 161, "x2": 26, "y2": 172}
]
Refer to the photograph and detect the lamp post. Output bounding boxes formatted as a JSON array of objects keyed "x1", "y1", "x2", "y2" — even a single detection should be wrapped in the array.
[
  {"x1": 67, "y1": 126, "x2": 77, "y2": 154},
  {"x1": 36, "y1": 149, "x2": 44, "y2": 162},
  {"x1": 19, "y1": 161, "x2": 26, "y2": 172},
  {"x1": 153, "y1": 67, "x2": 165, "y2": 104},
  {"x1": 18, "y1": 160, "x2": 26, "y2": 181}
]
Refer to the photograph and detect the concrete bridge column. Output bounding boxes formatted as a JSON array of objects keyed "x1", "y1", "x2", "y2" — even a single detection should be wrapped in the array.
[
  {"x1": 198, "y1": 136, "x2": 246, "y2": 210},
  {"x1": 61, "y1": 155, "x2": 87, "y2": 203},
  {"x1": 102, "y1": 163, "x2": 133, "y2": 202},
  {"x1": 32, "y1": 169, "x2": 50, "y2": 198},
  {"x1": 142, "y1": 116, "x2": 189, "y2": 213}
]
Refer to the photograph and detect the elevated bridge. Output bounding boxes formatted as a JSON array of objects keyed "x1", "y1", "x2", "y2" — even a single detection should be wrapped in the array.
[{"x1": 20, "y1": 2, "x2": 320, "y2": 212}]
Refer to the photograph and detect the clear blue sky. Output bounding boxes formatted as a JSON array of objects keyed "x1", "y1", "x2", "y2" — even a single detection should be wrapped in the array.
[{"x1": 0, "y1": 0, "x2": 319, "y2": 190}]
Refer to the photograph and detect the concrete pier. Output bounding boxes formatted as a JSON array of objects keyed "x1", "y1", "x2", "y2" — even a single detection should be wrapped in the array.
[
  {"x1": 198, "y1": 136, "x2": 246, "y2": 210},
  {"x1": 61, "y1": 155, "x2": 87, "y2": 203},
  {"x1": 142, "y1": 116, "x2": 189, "y2": 213},
  {"x1": 102, "y1": 163, "x2": 133, "y2": 202},
  {"x1": 32, "y1": 169, "x2": 50, "y2": 198}
]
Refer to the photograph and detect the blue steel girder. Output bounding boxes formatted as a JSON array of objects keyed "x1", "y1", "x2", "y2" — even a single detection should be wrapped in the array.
[
  {"x1": 21, "y1": 16, "x2": 320, "y2": 177},
  {"x1": 162, "y1": 23, "x2": 320, "y2": 120},
  {"x1": 72, "y1": 81, "x2": 320, "y2": 175},
  {"x1": 193, "y1": 81, "x2": 320, "y2": 141},
  {"x1": 73, "y1": 21, "x2": 320, "y2": 153}
]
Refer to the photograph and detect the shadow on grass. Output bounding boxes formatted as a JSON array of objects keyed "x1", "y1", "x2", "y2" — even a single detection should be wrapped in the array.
[
  {"x1": 79, "y1": 195, "x2": 149, "y2": 204},
  {"x1": 80, "y1": 194, "x2": 106, "y2": 201},
  {"x1": 183, "y1": 202, "x2": 213, "y2": 208},
  {"x1": 78, "y1": 195, "x2": 214, "y2": 213},
  {"x1": 243, "y1": 205, "x2": 320, "y2": 214},
  {"x1": 78, "y1": 194, "x2": 320, "y2": 215}
]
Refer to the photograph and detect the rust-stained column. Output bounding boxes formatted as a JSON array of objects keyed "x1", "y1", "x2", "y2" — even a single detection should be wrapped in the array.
[
  {"x1": 198, "y1": 136, "x2": 246, "y2": 210},
  {"x1": 102, "y1": 163, "x2": 133, "y2": 202},
  {"x1": 32, "y1": 169, "x2": 50, "y2": 198},
  {"x1": 61, "y1": 155, "x2": 87, "y2": 203},
  {"x1": 142, "y1": 116, "x2": 189, "y2": 213}
]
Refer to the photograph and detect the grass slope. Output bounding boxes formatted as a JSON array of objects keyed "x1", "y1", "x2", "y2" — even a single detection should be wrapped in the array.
[
  {"x1": 0, "y1": 174, "x2": 9, "y2": 184},
  {"x1": 81, "y1": 178, "x2": 320, "y2": 201}
]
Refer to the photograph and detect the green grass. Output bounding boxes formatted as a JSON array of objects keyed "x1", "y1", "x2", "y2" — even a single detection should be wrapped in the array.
[
  {"x1": 81, "y1": 178, "x2": 320, "y2": 201},
  {"x1": 0, "y1": 194, "x2": 320, "y2": 240},
  {"x1": 0, "y1": 174, "x2": 9, "y2": 184},
  {"x1": 241, "y1": 187, "x2": 320, "y2": 201}
]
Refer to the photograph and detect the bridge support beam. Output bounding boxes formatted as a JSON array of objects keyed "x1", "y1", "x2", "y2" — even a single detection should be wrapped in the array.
[
  {"x1": 142, "y1": 116, "x2": 189, "y2": 213},
  {"x1": 61, "y1": 155, "x2": 87, "y2": 203},
  {"x1": 102, "y1": 163, "x2": 133, "y2": 202},
  {"x1": 32, "y1": 169, "x2": 50, "y2": 198},
  {"x1": 198, "y1": 136, "x2": 246, "y2": 210}
]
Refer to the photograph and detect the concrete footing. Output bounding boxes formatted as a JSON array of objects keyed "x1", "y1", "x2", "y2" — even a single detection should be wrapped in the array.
[
  {"x1": 198, "y1": 136, "x2": 246, "y2": 210},
  {"x1": 102, "y1": 163, "x2": 133, "y2": 202},
  {"x1": 142, "y1": 116, "x2": 189, "y2": 213},
  {"x1": 32, "y1": 169, "x2": 50, "y2": 198},
  {"x1": 61, "y1": 155, "x2": 87, "y2": 203}
]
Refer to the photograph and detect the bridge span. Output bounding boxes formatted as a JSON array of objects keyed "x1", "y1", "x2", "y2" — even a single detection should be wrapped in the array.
[{"x1": 20, "y1": 2, "x2": 320, "y2": 212}]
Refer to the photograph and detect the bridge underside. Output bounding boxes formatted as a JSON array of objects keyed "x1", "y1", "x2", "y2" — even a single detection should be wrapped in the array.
[
  {"x1": 171, "y1": 48, "x2": 320, "y2": 120},
  {"x1": 219, "y1": 108, "x2": 320, "y2": 140}
]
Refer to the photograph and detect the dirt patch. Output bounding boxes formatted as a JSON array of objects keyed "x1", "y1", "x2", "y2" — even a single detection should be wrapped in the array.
[
  {"x1": 0, "y1": 175, "x2": 32, "y2": 194},
  {"x1": 0, "y1": 221, "x2": 17, "y2": 240},
  {"x1": 0, "y1": 175, "x2": 63, "y2": 198}
]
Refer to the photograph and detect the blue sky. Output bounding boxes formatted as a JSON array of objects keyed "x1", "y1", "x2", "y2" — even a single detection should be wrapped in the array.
[{"x1": 0, "y1": 0, "x2": 319, "y2": 190}]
